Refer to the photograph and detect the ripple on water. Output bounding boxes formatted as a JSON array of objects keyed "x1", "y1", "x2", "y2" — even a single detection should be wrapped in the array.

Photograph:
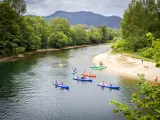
[{"x1": 0, "y1": 45, "x2": 136, "y2": 120}]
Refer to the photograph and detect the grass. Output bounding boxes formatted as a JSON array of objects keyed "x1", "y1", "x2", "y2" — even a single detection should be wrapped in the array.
[{"x1": 111, "y1": 50, "x2": 155, "y2": 63}]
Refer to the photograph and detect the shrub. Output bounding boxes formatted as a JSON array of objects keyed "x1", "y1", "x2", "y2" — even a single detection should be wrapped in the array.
[
  {"x1": 138, "y1": 47, "x2": 154, "y2": 58},
  {"x1": 111, "y1": 39, "x2": 126, "y2": 52},
  {"x1": 156, "y1": 63, "x2": 160, "y2": 67}
]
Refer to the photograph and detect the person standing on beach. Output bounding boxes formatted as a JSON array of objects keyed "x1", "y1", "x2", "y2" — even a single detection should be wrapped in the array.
[{"x1": 141, "y1": 59, "x2": 144, "y2": 64}]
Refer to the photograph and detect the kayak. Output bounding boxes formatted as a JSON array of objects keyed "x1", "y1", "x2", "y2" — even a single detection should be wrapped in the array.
[
  {"x1": 90, "y1": 65, "x2": 106, "y2": 68},
  {"x1": 72, "y1": 71, "x2": 77, "y2": 74},
  {"x1": 59, "y1": 64, "x2": 63, "y2": 67},
  {"x1": 53, "y1": 83, "x2": 69, "y2": 89},
  {"x1": 98, "y1": 84, "x2": 120, "y2": 89},
  {"x1": 93, "y1": 67, "x2": 105, "y2": 70},
  {"x1": 81, "y1": 73, "x2": 96, "y2": 77},
  {"x1": 73, "y1": 77, "x2": 92, "y2": 82}
]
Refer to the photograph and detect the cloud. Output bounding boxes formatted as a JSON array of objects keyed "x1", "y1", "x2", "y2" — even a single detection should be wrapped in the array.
[{"x1": 25, "y1": 0, "x2": 130, "y2": 17}]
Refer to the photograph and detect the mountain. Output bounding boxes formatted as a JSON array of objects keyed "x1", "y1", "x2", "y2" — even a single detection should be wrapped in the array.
[{"x1": 45, "y1": 11, "x2": 122, "y2": 28}]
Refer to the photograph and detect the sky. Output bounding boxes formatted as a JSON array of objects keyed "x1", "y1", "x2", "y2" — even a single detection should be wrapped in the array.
[{"x1": 25, "y1": 0, "x2": 130, "y2": 17}]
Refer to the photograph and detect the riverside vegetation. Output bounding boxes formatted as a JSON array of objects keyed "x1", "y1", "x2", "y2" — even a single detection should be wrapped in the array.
[
  {"x1": 111, "y1": 0, "x2": 160, "y2": 67},
  {"x1": 111, "y1": 74, "x2": 160, "y2": 120},
  {"x1": 110, "y1": 0, "x2": 160, "y2": 119},
  {"x1": 0, "y1": 0, "x2": 116, "y2": 58}
]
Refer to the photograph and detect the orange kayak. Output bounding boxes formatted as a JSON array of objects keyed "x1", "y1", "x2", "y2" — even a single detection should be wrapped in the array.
[{"x1": 81, "y1": 73, "x2": 96, "y2": 77}]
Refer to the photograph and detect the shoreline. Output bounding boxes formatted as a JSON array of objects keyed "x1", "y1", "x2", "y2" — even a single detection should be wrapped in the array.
[
  {"x1": 0, "y1": 44, "x2": 105, "y2": 63},
  {"x1": 92, "y1": 50, "x2": 160, "y2": 82}
]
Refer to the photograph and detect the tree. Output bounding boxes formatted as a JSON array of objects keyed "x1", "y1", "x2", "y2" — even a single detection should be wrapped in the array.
[
  {"x1": 0, "y1": 3, "x2": 24, "y2": 56},
  {"x1": 146, "y1": 32, "x2": 160, "y2": 67},
  {"x1": 98, "y1": 26, "x2": 109, "y2": 43},
  {"x1": 3, "y1": 0, "x2": 27, "y2": 15},
  {"x1": 49, "y1": 18, "x2": 70, "y2": 36},
  {"x1": 23, "y1": 16, "x2": 49, "y2": 49},
  {"x1": 121, "y1": 0, "x2": 148, "y2": 51},
  {"x1": 110, "y1": 74, "x2": 160, "y2": 120},
  {"x1": 88, "y1": 26, "x2": 103, "y2": 44},
  {"x1": 48, "y1": 32, "x2": 69, "y2": 48},
  {"x1": 70, "y1": 27, "x2": 78, "y2": 45},
  {"x1": 73, "y1": 24, "x2": 89, "y2": 45},
  {"x1": 20, "y1": 17, "x2": 42, "y2": 51}
]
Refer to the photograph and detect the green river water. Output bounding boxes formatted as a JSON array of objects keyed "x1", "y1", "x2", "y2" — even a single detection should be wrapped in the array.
[{"x1": 0, "y1": 45, "x2": 138, "y2": 120}]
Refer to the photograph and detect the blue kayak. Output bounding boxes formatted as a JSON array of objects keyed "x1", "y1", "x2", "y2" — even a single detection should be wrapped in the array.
[
  {"x1": 73, "y1": 77, "x2": 92, "y2": 82},
  {"x1": 72, "y1": 71, "x2": 77, "y2": 74},
  {"x1": 53, "y1": 83, "x2": 69, "y2": 89},
  {"x1": 98, "y1": 84, "x2": 120, "y2": 89}
]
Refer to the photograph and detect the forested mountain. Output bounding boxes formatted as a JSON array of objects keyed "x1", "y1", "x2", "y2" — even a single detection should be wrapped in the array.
[
  {"x1": 45, "y1": 11, "x2": 122, "y2": 28},
  {"x1": 0, "y1": 1, "x2": 116, "y2": 57}
]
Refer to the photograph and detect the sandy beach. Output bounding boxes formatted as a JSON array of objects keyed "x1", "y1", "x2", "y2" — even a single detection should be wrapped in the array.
[{"x1": 93, "y1": 51, "x2": 160, "y2": 82}]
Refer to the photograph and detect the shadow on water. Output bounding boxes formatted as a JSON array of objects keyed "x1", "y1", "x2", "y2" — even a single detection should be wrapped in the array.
[
  {"x1": 0, "y1": 58, "x2": 38, "y2": 99},
  {"x1": 54, "y1": 86, "x2": 70, "y2": 91},
  {"x1": 75, "y1": 80, "x2": 93, "y2": 84},
  {"x1": 100, "y1": 87, "x2": 120, "y2": 91}
]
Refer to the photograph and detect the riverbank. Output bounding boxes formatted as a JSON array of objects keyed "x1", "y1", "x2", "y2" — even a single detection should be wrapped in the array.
[
  {"x1": 92, "y1": 51, "x2": 160, "y2": 82},
  {"x1": 0, "y1": 44, "x2": 105, "y2": 62}
]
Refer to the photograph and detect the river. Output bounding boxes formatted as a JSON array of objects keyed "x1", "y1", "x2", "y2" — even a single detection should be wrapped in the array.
[{"x1": 0, "y1": 45, "x2": 138, "y2": 120}]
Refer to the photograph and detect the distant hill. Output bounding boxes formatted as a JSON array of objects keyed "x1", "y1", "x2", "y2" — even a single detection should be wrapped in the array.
[{"x1": 45, "y1": 11, "x2": 122, "y2": 28}]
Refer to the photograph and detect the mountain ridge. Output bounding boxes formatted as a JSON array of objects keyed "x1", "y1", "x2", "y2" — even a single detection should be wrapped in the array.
[{"x1": 45, "y1": 11, "x2": 122, "y2": 28}]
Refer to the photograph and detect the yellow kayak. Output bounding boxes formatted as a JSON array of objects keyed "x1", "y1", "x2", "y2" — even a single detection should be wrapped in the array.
[{"x1": 59, "y1": 64, "x2": 63, "y2": 67}]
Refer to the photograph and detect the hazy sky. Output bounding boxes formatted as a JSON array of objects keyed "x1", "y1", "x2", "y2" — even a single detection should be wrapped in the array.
[{"x1": 25, "y1": 0, "x2": 130, "y2": 17}]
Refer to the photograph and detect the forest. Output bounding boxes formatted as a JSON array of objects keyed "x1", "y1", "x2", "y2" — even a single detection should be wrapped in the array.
[
  {"x1": 111, "y1": 0, "x2": 160, "y2": 67},
  {"x1": 0, "y1": 0, "x2": 115, "y2": 57}
]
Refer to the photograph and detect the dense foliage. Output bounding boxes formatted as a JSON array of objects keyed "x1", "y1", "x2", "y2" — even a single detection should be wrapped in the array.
[
  {"x1": 110, "y1": 1, "x2": 160, "y2": 119},
  {"x1": 0, "y1": 1, "x2": 115, "y2": 57},
  {"x1": 110, "y1": 74, "x2": 160, "y2": 120},
  {"x1": 3, "y1": 0, "x2": 26, "y2": 15},
  {"x1": 111, "y1": 0, "x2": 160, "y2": 66}
]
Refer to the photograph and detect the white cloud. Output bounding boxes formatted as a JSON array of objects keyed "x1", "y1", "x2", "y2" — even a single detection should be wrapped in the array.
[{"x1": 25, "y1": 0, "x2": 130, "y2": 17}]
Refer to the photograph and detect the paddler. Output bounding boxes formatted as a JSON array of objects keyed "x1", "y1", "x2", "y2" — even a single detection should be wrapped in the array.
[
  {"x1": 153, "y1": 76, "x2": 158, "y2": 86},
  {"x1": 74, "y1": 68, "x2": 77, "y2": 72},
  {"x1": 102, "y1": 81, "x2": 105, "y2": 85},
  {"x1": 99, "y1": 61, "x2": 103, "y2": 65},
  {"x1": 55, "y1": 81, "x2": 58, "y2": 84}
]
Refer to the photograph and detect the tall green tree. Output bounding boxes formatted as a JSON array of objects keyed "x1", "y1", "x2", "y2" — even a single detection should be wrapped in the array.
[
  {"x1": 3, "y1": 0, "x2": 27, "y2": 15},
  {"x1": 49, "y1": 18, "x2": 70, "y2": 36},
  {"x1": 23, "y1": 16, "x2": 49, "y2": 49},
  {"x1": 0, "y1": 3, "x2": 24, "y2": 56},
  {"x1": 48, "y1": 32, "x2": 69, "y2": 48},
  {"x1": 19, "y1": 17, "x2": 42, "y2": 51},
  {"x1": 70, "y1": 27, "x2": 78, "y2": 45},
  {"x1": 98, "y1": 26, "x2": 109, "y2": 43},
  {"x1": 73, "y1": 24, "x2": 89, "y2": 45},
  {"x1": 88, "y1": 26, "x2": 103, "y2": 44},
  {"x1": 121, "y1": 0, "x2": 148, "y2": 51}
]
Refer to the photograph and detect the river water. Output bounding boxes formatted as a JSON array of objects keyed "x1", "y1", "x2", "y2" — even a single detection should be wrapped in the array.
[{"x1": 0, "y1": 45, "x2": 138, "y2": 120}]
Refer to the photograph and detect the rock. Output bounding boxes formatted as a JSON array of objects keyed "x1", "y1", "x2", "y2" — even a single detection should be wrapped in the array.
[{"x1": 17, "y1": 54, "x2": 24, "y2": 58}]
